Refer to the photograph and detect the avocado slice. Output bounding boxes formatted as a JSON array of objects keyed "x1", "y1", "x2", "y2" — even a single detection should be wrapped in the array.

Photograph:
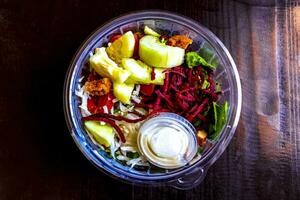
[{"x1": 84, "y1": 121, "x2": 115, "y2": 147}]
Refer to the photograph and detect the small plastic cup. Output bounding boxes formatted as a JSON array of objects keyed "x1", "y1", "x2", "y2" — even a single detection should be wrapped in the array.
[{"x1": 138, "y1": 112, "x2": 198, "y2": 169}]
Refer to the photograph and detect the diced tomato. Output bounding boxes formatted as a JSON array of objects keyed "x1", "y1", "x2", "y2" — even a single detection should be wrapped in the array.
[
  {"x1": 110, "y1": 34, "x2": 122, "y2": 43},
  {"x1": 140, "y1": 84, "x2": 155, "y2": 96},
  {"x1": 87, "y1": 97, "x2": 98, "y2": 113}
]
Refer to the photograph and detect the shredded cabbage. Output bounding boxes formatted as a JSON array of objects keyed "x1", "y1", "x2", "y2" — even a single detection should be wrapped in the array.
[
  {"x1": 75, "y1": 84, "x2": 91, "y2": 117},
  {"x1": 110, "y1": 139, "x2": 121, "y2": 159}
]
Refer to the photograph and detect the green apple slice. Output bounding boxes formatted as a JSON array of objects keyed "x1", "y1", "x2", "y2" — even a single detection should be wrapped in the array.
[
  {"x1": 84, "y1": 121, "x2": 115, "y2": 147},
  {"x1": 139, "y1": 35, "x2": 185, "y2": 68},
  {"x1": 144, "y1": 26, "x2": 161, "y2": 37},
  {"x1": 89, "y1": 47, "x2": 130, "y2": 83},
  {"x1": 113, "y1": 82, "x2": 134, "y2": 104},
  {"x1": 106, "y1": 31, "x2": 135, "y2": 63}
]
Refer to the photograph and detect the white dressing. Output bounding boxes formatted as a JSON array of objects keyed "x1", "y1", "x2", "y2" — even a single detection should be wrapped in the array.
[
  {"x1": 137, "y1": 113, "x2": 198, "y2": 169},
  {"x1": 149, "y1": 127, "x2": 185, "y2": 158}
]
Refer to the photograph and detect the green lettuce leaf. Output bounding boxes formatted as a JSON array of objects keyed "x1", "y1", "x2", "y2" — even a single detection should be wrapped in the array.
[
  {"x1": 185, "y1": 49, "x2": 219, "y2": 70},
  {"x1": 208, "y1": 101, "x2": 228, "y2": 140},
  {"x1": 185, "y1": 52, "x2": 215, "y2": 69}
]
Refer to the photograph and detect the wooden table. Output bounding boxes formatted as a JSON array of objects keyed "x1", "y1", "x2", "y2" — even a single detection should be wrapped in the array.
[{"x1": 0, "y1": 0, "x2": 299, "y2": 199}]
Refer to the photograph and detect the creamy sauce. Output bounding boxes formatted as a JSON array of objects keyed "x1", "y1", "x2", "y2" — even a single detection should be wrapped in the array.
[
  {"x1": 148, "y1": 127, "x2": 187, "y2": 158},
  {"x1": 137, "y1": 113, "x2": 198, "y2": 169}
]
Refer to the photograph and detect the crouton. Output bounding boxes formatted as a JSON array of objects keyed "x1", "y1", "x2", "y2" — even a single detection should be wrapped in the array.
[
  {"x1": 168, "y1": 35, "x2": 193, "y2": 49},
  {"x1": 84, "y1": 78, "x2": 112, "y2": 96}
]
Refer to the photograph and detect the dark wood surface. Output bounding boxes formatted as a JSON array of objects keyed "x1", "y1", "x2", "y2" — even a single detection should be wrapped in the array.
[{"x1": 0, "y1": 0, "x2": 299, "y2": 199}]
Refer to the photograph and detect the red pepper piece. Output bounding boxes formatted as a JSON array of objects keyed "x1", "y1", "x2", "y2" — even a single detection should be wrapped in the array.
[
  {"x1": 140, "y1": 84, "x2": 155, "y2": 96},
  {"x1": 87, "y1": 96, "x2": 98, "y2": 114}
]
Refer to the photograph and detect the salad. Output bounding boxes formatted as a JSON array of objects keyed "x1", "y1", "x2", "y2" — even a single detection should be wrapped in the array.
[{"x1": 75, "y1": 26, "x2": 228, "y2": 169}]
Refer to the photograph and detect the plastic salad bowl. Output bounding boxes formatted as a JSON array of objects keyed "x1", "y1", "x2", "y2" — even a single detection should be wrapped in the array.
[{"x1": 63, "y1": 10, "x2": 242, "y2": 190}]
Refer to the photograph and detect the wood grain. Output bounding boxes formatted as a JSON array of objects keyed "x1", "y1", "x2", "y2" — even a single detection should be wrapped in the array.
[{"x1": 0, "y1": 0, "x2": 299, "y2": 199}]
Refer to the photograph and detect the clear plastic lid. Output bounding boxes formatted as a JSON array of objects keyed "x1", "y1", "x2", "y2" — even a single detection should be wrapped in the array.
[{"x1": 63, "y1": 10, "x2": 242, "y2": 190}]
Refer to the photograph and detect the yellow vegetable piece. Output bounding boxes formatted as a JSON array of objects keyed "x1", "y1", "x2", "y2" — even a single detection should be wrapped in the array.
[
  {"x1": 84, "y1": 121, "x2": 115, "y2": 147},
  {"x1": 89, "y1": 47, "x2": 130, "y2": 83},
  {"x1": 106, "y1": 31, "x2": 135, "y2": 63},
  {"x1": 122, "y1": 58, "x2": 152, "y2": 84},
  {"x1": 139, "y1": 35, "x2": 185, "y2": 68},
  {"x1": 113, "y1": 81, "x2": 134, "y2": 104},
  {"x1": 122, "y1": 58, "x2": 166, "y2": 85}
]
